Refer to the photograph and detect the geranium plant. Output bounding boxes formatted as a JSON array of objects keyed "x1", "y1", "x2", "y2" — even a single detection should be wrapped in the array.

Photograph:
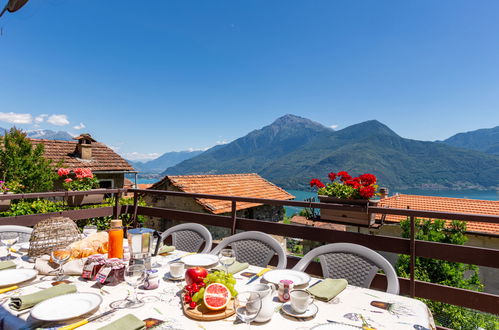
[
  {"x1": 58, "y1": 168, "x2": 99, "y2": 191},
  {"x1": 0, "y1": 181, "x2": 9, "y2": 193},
  {"x1": 310, "y1": 171, "x2": 378, "y2": 200}
]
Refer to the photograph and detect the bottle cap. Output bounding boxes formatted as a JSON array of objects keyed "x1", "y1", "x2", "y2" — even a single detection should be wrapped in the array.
[{"x1": 110, "y1": 219, "x2": 122, "y2": 229}]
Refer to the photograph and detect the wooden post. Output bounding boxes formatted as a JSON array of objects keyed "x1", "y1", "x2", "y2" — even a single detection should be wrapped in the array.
[
  {"x1": 231, "y1": 201, "x2": 237, "y2": 235},
  {"x1": 409, "y1": 206, "x2": 416, "y2": 298},
  {"x1": 132, "y1": 190, "x2": 139, "y2": 228},
  {"x1": 113, "y1": 189, "x2": 122, "y2": 219}
]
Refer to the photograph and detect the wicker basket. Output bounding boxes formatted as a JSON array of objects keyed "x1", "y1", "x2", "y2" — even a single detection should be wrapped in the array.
[{"x1": 28, "y1": 217, "x2": 81, "y2": 257}]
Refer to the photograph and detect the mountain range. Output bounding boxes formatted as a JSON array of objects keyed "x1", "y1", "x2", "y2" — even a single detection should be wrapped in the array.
[
  {"x1": 129, "y1": 150, "x2": 204, "y2": 173},
  {"x1": 163, "y1": 115, "x2": 499, "y2": 190},
  {"x1": 0, "y1": 127, "x2": 74, "y2": 141},
  {"x1": 441, "y1": 126, "x2": 499, "y2": 155}
]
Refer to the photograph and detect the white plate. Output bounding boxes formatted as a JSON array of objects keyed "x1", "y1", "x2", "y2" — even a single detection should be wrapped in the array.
[
  {"x1": 0, "y1": 269, "x2": 37, "y2": 287},
  {"x1": 31, "y1": 293, "x2": 102, "y2": 321},
  {"x1": 181, "y1": 254, "x2": 219, "y2": 267},
  {"x1": 311, "y1": 323, "x2": 361, "y2": 329},
  {"x1": 263, "y1": 269, "x2": 311, "y2": 286},
  {"x1": 282, "y1": 302, "x2": 318, "y2": 318}
]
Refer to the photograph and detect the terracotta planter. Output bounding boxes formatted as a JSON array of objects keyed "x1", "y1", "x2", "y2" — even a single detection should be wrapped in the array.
[
  {"x1": 318, "y1": 195, "x2": 380, "y2": 226},
  {"x1": 0, "y1": 192, "x2": 12, "y2": 212},
  {"x1": 66, "y1": 190, "x2": 105, "y2": 206}
]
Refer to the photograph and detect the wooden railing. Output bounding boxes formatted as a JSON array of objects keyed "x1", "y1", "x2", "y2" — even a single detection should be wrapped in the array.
[{"x1": 1, "y1": 188, "x2": 498, "y2": 320}]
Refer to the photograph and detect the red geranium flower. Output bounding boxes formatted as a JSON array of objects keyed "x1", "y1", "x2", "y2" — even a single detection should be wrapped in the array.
[
  {"x1": 328, "y1": 172, "x2": 337, "y2": 181},
  {"x1": 64, "y1": 178, "x2": 72, "y2": 183},
  {"x1": 359, "y1": 173, "x2": 376, "y2": 186},
  {"x1": 57, "y1": 168, "x2": 70, "y2": 177},
  {"x1": 359, "y1": 186, "x2": 375, "y2": 199},
  {"x1": 310, "y1": 178, "x2": 325, "y2": 188}
]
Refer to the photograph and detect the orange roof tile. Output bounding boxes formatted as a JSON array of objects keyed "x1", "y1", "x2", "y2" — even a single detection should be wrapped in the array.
[
  {"x1": 30, "y1": 139, "x2": 134, "y2": 172},
  {"x1": 290, "y1": 215, "x2": 346, "y2": 231},
  {"x1": 151, "y1": 173, "x2": 295, "y2": 214},
  {"x1": 377, "y1": 194, "x2": 499, "y2": 235}
]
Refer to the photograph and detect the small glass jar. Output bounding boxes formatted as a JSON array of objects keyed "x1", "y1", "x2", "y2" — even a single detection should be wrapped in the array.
[
  {"x1": 278, "y1": 279, "x2": 294, "y2": 302},
  {"x1": 81, "y1": 254, "x2": 105, "y2": 280},
  {"x1": 96, "y1": 258, "x2": 125, "y2": 286},
  {"x1": 144, "y1": 269, "x2": 159, "y2": 290}
]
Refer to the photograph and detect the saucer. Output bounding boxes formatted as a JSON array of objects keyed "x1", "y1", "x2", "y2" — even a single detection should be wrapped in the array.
[
  {"x1": 281, "y1": 302, "x2": 318, "y2": 318},
  {"x1": 164, "y1": 272, "x2": 184, "y2": 281}
]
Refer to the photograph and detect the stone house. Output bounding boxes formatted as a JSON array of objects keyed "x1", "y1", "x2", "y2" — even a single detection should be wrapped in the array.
[
  {"x1": 30, "y1": 134, "x2": 135, "y2": 189},
  {"x1": 144, "y1": 173, "x2": 294, "y2": 239}
]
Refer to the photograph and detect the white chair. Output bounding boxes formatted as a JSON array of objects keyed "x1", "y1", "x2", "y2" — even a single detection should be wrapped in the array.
[{"x1": 0, "y1": 225, "x2": 33, "y2": 243}]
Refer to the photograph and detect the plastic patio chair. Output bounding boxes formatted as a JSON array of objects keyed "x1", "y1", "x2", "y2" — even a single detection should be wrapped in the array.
[
  {"x1": 292, "y1": 242, "x2": 400, "y2": 294},
  {"x1": 0, "y1": 225, "x2": 33, "y2": 243},
  {"x1": 157, "y1": 223, "x2": 213, "y2": 254},
  {"x1": 210, "y1": 231, "x2": 287, "y2": 269}
]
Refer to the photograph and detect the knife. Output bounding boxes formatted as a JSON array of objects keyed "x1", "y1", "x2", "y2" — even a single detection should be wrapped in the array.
[
  {"x1": 246, "y1": 268, "x2": 271, "y2": 284},
  {"x1": 0, "y1": 279, "x2": 47, "y2": 294},
  {"x1": 169, "y1": 252, "x2": 195, "y2": 263},
  {"x1": 57, "y1": 309, "x2": 118, "y2": 330}
]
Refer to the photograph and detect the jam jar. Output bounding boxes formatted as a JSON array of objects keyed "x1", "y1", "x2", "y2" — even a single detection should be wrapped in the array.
[
  {"x1": 81, "y1": 254, "x2": 105, "y2": 280},
  {"x1": 96, "y1": 258, "x2": 125, "y2": 286}
]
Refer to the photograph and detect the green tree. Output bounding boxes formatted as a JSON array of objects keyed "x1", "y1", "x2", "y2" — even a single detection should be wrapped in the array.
[
  {"x1": 0, "y1": 128, "x2": 58, "y2": 192},
  {"x1": 396, "y1": 219, "x2": 499, "y2": 329}
]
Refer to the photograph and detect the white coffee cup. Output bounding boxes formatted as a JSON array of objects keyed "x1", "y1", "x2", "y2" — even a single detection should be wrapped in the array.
[
  {"x1": 169, "y1": 261, "x2": 185, "y2": 278},
  {"x1": 290, "y1": 290, "x2": 314, "y2": 314}
]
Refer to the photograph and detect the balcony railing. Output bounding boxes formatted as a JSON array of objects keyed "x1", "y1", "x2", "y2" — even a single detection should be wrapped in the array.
[{"x1": 0, "y1": 188, "x2": 498, "y2": 328}]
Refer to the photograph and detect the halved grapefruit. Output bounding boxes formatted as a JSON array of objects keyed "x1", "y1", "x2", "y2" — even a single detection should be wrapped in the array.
[{"x1": 203, "y1": 283, "x2": 231, "y2": 311}]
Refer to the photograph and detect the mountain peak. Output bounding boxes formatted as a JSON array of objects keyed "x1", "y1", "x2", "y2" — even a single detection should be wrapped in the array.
[
  {"x1": 336, "y1": 120, "x2": 399, "y2": 139},
  {"x1": 271, "y1": 114, "x2": 330, "y2": 130}
]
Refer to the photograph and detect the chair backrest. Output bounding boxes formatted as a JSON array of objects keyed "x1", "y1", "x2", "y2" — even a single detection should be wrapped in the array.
[
  {"x1": 0, "y1": 225, "x2": 33, "y2": 243},
  {"x1": 210, "y1": 231, "x2": 287, "y2": 269},
  {"x1": 292, "y1": 242, "x2": 399, "y2": 294},
  {"x1": 159, "y1": 223, "x2": 212, "y2": 253}
]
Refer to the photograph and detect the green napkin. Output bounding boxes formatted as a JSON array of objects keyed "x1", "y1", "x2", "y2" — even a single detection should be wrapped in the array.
[
  {"x1": 157, "y1": 245, "x2": 175, "y2": 255},
  {"x1": 307, "y1": 278, "x2": 347, "y2": 302},
  {"x1": 215, "y1": 261, "x2": 249, "y2": 274},
  {"x1": 9, "y1": 283, "x2": 77, "y2": 311},
  {"x1": 0, "y1": 260, "x2": 16, "y2": 271},
  {"x1": 97, "y1": 314, "x2": 145, "y2": 330}
]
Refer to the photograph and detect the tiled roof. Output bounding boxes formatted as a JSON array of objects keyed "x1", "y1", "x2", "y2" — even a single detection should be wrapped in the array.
[
  {"x1": 151, "y1": 173, "x2": 295, "y2": 214},
  {"x1": 30, "y1": 139, "x2": 134, "y2": 172},
  {"x1": 378, "y1": 194, "x2": 499, "y2": 235}
]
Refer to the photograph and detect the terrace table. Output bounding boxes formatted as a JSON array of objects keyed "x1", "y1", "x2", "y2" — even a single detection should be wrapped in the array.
[{"x1": 4, "y1": 248, "x2": 435, "y2": 330}]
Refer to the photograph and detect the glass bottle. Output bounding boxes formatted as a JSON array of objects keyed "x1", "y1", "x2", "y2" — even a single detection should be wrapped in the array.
[{"x1": 108, "y1": 219, "x2": 124, "y2": 259}]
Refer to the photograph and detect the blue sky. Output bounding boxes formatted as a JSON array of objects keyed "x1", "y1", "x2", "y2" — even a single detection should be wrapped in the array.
[{"x1": 1, "y1": 1, "x2": 498, "y2": 161}]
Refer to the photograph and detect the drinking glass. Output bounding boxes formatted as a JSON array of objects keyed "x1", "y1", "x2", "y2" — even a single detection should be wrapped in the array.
[
  {"x1": 50, "y1": 247, "x2": 71, "y2": 280},
  {"x1": 124, "y1": 264, "x2": 146, "y2": 308},
  {"x1": 82, "y1": 225, "x2": 97, "y2": 237},
  {"x1": 235, "y1": 291, "x2": 262, "y2": 329},
  {"x1": 1, "y1": 237, "x2": 18, "y2": 260},
  {"x1": 218, "y1": 248, "x2": 235, "y2": 273}
]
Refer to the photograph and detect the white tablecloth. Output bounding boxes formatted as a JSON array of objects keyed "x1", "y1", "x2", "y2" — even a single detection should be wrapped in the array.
[{"x1": 2, "y1": 247, "x2": 435, "y2": 330}]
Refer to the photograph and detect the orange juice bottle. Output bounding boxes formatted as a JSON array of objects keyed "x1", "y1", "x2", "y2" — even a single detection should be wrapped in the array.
[{"x1": 108, "y1": 219, "x2": 124, "y2": 259}]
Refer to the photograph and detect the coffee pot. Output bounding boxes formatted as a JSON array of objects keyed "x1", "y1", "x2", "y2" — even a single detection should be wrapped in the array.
[{"x1": 127, "y1": 227, "x2": 161, "y2": 270}]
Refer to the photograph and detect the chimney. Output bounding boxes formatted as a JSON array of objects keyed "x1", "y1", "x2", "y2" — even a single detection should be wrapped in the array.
[
  {"x1": 73, "y1": 134, "x2": 96, "y2": 160},
  {"x1": 379, "y1": 187, "x2": 389, "y2": 199}
]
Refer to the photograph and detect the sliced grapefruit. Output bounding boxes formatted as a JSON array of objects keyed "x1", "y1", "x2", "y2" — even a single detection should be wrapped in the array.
[{"x1": 203, "y1": 283, "x2": 231, "y2": 310}]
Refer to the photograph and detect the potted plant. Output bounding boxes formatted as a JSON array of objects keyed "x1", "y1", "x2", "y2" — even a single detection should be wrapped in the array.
[
  {"x1": 58, "y1": 168, "x2": 104, "y2": 206},
  {"x1": 310, "y1": 171, "x2": 380, "y2": 226}
]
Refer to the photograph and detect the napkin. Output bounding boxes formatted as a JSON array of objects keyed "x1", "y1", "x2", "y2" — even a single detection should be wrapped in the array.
[
  {"x1": 9, "y1": 283, "x2": 77, "y2": 311},
  {"x1": 214, "y1": 261, "x2": 249, "y2": 274},
  {"x1": 157, "y1": 245, "x2": 175, "y2": 255},
  {"x1": 97, "y1": 314, "x2": 145, "y2": 330},
  {"x1": 307, "y1": 278, "x2": 348, "y2": 302},
  {"x1": 34, "y1": 255, "x2": 85, "y2": 276},
  {"x1": 0, "y1": 261, "x2": 16, "y2": 271}
]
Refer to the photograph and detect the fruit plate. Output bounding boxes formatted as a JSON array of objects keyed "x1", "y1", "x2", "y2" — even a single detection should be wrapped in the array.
[{"x1": 183, "y1": 298, "x2": 235, "y2": 321}]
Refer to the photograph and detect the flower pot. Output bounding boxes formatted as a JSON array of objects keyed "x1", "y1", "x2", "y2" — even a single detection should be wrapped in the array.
[
  {"x1": 318, "y1": 195, "x2": 380, "y2": 227},
  {"x1": 0, "y1": 192, "x2": 12, "y2": 212},
  {"x1": 66, "y1": 190, "x2": 105, "y2": 206}
]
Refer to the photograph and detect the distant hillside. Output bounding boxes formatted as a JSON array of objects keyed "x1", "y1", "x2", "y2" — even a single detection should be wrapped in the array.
[
  {"x1": 132, "y1": 150, "x2": 204, "y2": 173},
  {"x1": 442, "y1": 126, "x2": 499, "y2": 155},
  {"x1": 164, "y1": 115, "x2": 499, "y2": 190}
]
